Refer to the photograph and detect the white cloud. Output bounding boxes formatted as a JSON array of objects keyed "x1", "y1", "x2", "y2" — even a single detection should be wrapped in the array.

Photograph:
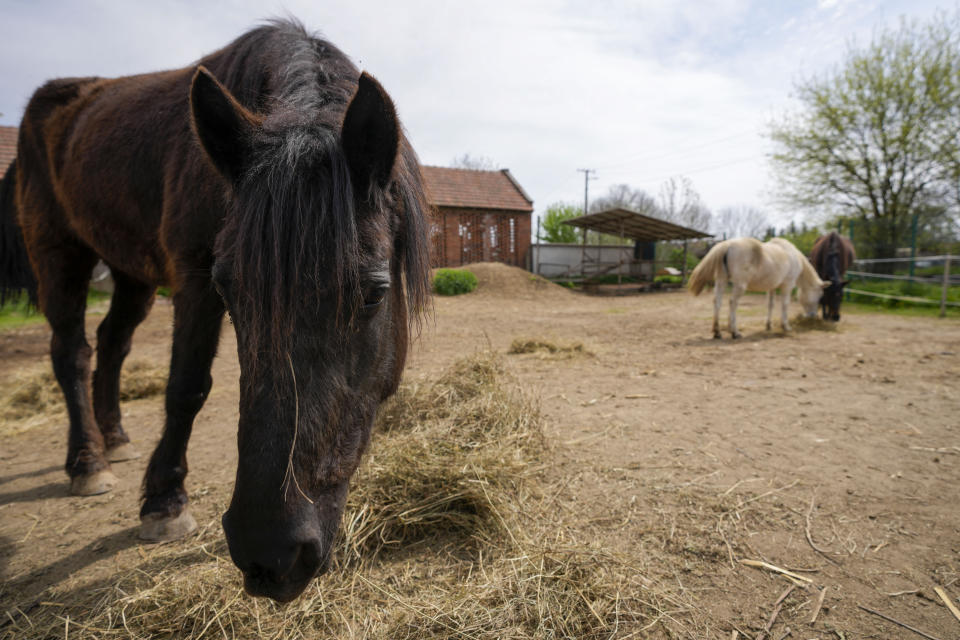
[{"x1": 0, "y1": 0, "x2": 948, "y2": 227}]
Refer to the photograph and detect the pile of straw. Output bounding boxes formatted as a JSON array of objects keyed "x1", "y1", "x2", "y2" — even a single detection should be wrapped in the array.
[{"x1": 2, "y1": 352, "x2": 680, "y2": 639}]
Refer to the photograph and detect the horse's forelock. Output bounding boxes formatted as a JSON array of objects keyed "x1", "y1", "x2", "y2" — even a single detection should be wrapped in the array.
[{"x1": 230, "y1": 133, "x2": 361, "y2": 367}]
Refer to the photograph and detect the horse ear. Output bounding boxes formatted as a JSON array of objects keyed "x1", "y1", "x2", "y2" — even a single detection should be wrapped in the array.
[
  {"x1": 190, "y1": 66, "x2": 259, "y2": 182},
  {"x1": 821, "y1": 281, "x2": 831, "y2": 289},
  {"x1": 841, "y1": 280, "x2": 851, "y2": 287},
  {"x1": 342, "y1": 72, "x2": 399, "y2": 194}
]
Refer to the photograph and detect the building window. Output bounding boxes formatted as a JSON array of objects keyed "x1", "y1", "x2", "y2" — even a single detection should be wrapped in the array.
[
  {"x1": 509, "y1": 217, "x2": 516, "y2": 254},
  {"x1": 490, "y1": 225, "x2": 497, "y2": 248}
]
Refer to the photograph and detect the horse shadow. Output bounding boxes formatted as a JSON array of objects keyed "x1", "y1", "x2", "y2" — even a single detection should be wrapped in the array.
[
  {"x1": 0, "y1": 526, "x2": 142, "y2": 612},
  {"x1": 0, "y1": 464, "x2": 73, "y2": 506},
  {"x1": 0, "y1": 481, "x2": 75, "y2": 506},
  {"x1": 685, "y1": 330, "x2": 790, "y2": 347}
]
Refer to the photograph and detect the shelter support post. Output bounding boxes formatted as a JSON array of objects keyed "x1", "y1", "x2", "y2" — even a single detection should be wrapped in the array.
[
  {"x1": 618, "y1": 219, "x2": 624, "y2": 285},
  {"x1": 681, "y1": 240, "x2": 689, "y2": 284},
  {"x1": 941, "y1": 256, "x2": 952, "y2": 318}
]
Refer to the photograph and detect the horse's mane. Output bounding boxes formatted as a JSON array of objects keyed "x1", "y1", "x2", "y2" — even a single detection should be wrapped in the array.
[
  {"x1": 810, "y1": 231, "x2": 855, "y2": 281},
  {"x1": 207, "y1": 20, "x2": 430, "y2": 363}
]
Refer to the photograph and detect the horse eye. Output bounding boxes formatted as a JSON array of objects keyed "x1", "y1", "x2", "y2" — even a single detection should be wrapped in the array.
[{"x1": 363, "y1": 285, "x2": 389, "y2": 308}]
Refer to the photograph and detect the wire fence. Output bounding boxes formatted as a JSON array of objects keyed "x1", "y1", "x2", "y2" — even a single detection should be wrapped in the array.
[{"x1": 846, "y1": 254, "x2": 957, "y2": 316}]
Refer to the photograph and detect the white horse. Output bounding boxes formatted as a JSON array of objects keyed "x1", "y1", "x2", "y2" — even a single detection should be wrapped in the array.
[{"x1": 688, "y1": 237, "x2": 826, "y2": 339}]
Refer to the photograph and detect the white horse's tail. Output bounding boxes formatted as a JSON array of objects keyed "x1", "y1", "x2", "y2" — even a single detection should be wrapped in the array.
[{"x1": 687, "y1": 241, "x2": 728, "y2": 296}]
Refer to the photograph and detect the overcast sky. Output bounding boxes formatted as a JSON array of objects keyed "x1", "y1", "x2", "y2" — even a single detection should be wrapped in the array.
[{"x1": 0, "y1": 0, "x2": 950, "y2": 229}]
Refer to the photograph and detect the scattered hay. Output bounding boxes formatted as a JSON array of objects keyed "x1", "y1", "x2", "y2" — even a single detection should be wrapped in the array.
[
  {"x1": 0, "y1": 360, "x2": 167, "y2": 435},
  {"x1": 791, "y1": 314, "x2": 839, "y2": 332},
  {"x1": 507, "y1": 338, "x2": 592, "y2": 359},
  {"x1": 1, "y1": 351, "x2": 688, "y2": 639},
  {"x1": 119, "y1": 360, "x2": 168, "y2": 400},
  {"x1": 0, "y1": 369, "x2": 62, "y2": 423}
]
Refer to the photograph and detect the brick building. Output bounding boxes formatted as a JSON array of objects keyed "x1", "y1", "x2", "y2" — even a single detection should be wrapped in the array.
[
  {"x1": 421, "y1": 166, "x2": 533, "y2": 268},
  {"x1": 0, "y1": 126, "x2": 16, "y2": 177}
]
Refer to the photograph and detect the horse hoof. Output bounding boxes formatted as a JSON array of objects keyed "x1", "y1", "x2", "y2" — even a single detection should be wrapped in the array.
[
  {"x1": 70, "y1": 470, "x2": 119, "y2": 496},
  {"x1": 140, "y1": 510, "x2": 198, "y2": 542},
  {"x1": 713, "y1": 332, "x2": 722, "y2": 340},
  {"x1": 106, "y1": 443, "x2": 141, "y2": 462},
  {"x1": 732, "y1": 332, "x2": 742, "y2": 339}
]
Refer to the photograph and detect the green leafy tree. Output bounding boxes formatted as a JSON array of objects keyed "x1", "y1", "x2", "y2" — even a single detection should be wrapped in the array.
[
  {"x1": 776, "y1": 224, "x2": 822, "y2": 256},
  {"x1": 768, "y1": 11, "x2": 960, "y2": 263},
  {"x1": 540, "y1": 202, "x2": 582, "y2": 243}
]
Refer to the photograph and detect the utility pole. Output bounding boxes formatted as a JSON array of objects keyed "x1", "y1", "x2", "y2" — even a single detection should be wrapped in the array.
[
  {"x1": 577, "y1": 168, "x2": 597, "y2": 278},
  {"x1": 577, "y1": 168, "x2": 596, "y2": 218}
]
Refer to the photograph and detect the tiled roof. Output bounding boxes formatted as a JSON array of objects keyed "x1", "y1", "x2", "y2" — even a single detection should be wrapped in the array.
[
  {"x1": 0, "y1": 126, "x2": 16, "y2": 177},
  {"x1": 421, "y1": 166, "x2": 533, "y2": 212}
]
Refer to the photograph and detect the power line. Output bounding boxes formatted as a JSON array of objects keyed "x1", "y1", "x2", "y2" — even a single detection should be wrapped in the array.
[
  {"x1": 593, "y1": 129, "x2": 758, "y2": 171},
  {"x1": 602, "y1": 155, "x2": 760, "y2": 184}
]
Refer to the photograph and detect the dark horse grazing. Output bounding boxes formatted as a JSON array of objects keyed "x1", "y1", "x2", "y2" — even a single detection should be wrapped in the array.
[
  {"x1": 0, "y1": 20, "x2": 430, "y2": 602},
  {"x1": 809, "y1": 231, "x2": 856, "y2": 321}
]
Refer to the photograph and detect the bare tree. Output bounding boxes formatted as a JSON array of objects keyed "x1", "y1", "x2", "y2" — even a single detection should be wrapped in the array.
[
  {"x1": 450, "y1": 153, "x2": 499, "y2": 170},
  {"x1": 713, "y1": 205, "x2": 770, "y2": 239},
  {"x1": 589, "y1": 183, "x2": 660, "y2": 215},
  {"x1": 658, "y1": 176, "x2": 711, "y2": 231}
]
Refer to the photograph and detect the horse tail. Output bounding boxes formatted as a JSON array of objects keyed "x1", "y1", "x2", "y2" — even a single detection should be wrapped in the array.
[
  {"x1": 687, "y1": 241, "x2": 727, "y2": 296},
  {"x1": 0, "y1": 159, "x2": 38, "y2": 306}
]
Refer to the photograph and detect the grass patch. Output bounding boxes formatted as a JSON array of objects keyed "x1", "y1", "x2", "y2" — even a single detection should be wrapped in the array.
[
  {"x1": 842, "y1": 299, "x2": 960, "y2": 318},
  {"x1": 846, "y1": 277, "x2": 960, "y2": 311},
  {"x1": 2, "y1": 352, "x2": 688, "y2": 639},
  {"x1": 433, "y1": 268, "x2": 479, "y2": 296},
  {"x1": 0, "y1": 290, "x2": 113, "y2": 331}
]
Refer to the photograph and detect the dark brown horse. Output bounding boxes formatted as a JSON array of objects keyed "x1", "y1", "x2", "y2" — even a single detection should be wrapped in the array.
[
  {"x1": 809, "y1": 231, "x2": 856, "y2": 321},
  {"x1": 0, "y1": 19, "x2": 430, "y2": 602}
]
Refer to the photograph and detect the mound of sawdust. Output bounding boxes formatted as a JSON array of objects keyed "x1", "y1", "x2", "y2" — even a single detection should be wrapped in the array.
[{"x1": 454, "y1": 262, "x2": 572, "y2": 300}]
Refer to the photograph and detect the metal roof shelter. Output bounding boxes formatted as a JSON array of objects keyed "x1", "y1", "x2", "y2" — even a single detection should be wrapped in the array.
[
  {"x1": 549, "y1": 207, "x2": 712, "y2": 292},
  {"x1": 562, "y1": 207, "x2": 712, "y2": 241}
]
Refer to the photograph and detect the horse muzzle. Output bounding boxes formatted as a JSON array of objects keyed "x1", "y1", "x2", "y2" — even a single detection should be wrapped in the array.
[{"x1": 221, "y1": 502, "x2": 335, "y2": 602}]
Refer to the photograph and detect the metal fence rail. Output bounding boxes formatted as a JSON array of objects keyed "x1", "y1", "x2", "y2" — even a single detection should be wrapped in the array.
[{"x1": 846, "y1": 254, "x2": 955, "y2": 316}]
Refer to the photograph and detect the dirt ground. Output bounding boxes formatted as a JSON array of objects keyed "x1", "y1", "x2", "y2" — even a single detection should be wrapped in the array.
[{"x1": 2, "y1": 262, "x2": 960, "y2": 638}]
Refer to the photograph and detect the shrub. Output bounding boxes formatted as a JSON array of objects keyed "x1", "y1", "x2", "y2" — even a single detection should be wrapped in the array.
[{"x1": 433, "y1": 268, "x2": 478, "y2": 296}]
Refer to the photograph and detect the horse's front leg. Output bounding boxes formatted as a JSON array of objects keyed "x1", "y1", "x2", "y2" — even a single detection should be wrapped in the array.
[
  {"x1": 765, "y1": 290, "x2": 774, "y2": 331},
  {"x1": 729, "y1": 282, "x2": 745, "y2": 339},
  {"x1": 140, "y1": 279, "x2": 224, "y2": 541},
  {"x1": 781, "y1": 285, "x2": 793, "y2": 332},
  {"x1": 712, "y1": 281, "x2": 723, "y2": 339}
]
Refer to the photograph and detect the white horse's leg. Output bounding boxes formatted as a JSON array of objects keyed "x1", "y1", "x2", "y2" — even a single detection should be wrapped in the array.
[
  {"x1": 781, "y1": 285, "x2": 793, "y2": 331},
  {"x1": 712, "y1": 281, "x2": 723, "y2": 339},
  {"x1": 729, "y1": 283, "x2": 746, "y2": 339},
  {"x1": 766, "y1": 290, "x2": 774, "y2": 331}
]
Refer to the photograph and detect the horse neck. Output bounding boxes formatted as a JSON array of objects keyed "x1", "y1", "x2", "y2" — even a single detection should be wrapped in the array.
[{"x1": 797, "y1": 256, "x2": 822, "y2": 292}]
